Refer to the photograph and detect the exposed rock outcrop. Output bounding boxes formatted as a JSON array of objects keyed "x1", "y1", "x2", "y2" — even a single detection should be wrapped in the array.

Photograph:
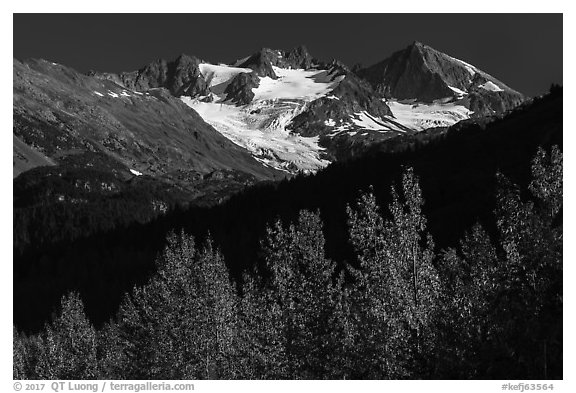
[
  {"x1": 223, "y1": 72, "x2": 260, "y2": 105},
  {"x1": 90, "y1": 54, "x2": 210, "y2": 97}
]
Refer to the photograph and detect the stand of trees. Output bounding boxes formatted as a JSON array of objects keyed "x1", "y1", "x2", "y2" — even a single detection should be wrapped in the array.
[{"x1": 14, "y1": 146, "x2": 562, "y2": 379}]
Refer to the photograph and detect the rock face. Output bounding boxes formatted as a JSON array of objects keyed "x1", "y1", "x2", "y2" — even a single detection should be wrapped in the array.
[
  {"x1": 283, "y1": 45, "x2": 315, "y2": 69},
  {"x1": 223, "y1": 72, "x2": 260, "y2": 105},
  {"x1": 237, "y1": 48, "x2": 280, "y2": 79},
  {"x1": 237, "y1": 45, "x2": 316, "y2": 79},
  {"x1": 90, "y1": 54, "x2": 210, "y2": 97},
  {"x1": 357, "y1": 41, "x2": 525, "y2": 116}
]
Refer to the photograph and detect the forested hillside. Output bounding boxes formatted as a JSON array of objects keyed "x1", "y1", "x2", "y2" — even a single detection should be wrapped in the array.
[{"x1": 14, "y1": 145, "x2": 562, "y2": 379}]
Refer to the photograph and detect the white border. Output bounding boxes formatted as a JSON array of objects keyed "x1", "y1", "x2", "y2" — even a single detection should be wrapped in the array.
[{"x1": 3, "y1": 2, "x2": 571, "y2": 391}]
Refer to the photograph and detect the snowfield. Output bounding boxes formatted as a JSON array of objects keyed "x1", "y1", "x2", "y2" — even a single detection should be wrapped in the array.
[
  {"x1": 386, "y1": 99, "x2": 473, "y2": 131},
  {"x1": 252, "y1": 67, "x2": 344, "y2": 101},
  {"x1": 198, "y1": 63, "x2": 252, "y2": 95},
  {"x1": 180, "y1": 65, "x2": 346, "y2": 173},
  {"x1": 182, "y1": 97, "x2": 330, "y2": 173}
]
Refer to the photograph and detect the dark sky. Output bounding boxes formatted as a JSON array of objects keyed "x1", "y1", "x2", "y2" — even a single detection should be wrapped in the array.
[{"x1": 14, "y1": 14, "x2": 562, "y2": 97}]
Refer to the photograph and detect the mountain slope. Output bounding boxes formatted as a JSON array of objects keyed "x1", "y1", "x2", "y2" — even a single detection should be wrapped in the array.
[
  {"x1": 14, "y1": 58, "x2": 280, "y2": 182},
  {"x1": 357, "y1": 41, "x2": 525, "y2": 116}
]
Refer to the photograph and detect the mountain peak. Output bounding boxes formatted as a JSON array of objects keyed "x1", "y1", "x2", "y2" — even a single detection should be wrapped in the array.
[
  {"x1": 288, "y1": 44, "x2": 310, "y2": 56},
  {"x1": 284, "y1": 44, "x2": 314, "y2": 69},
  {"x1": 89, "y1": 53, "x2": 209, "y2": 97},
  {"x1": 356, "y1": 42, "x2": 524, "y2": 114},
  {"x1": 237, "y1": 45, "x2": 316, "y2": 79},
  {"x1": 174, "y1": 53, "x2": 199, "y2": 63},
  {"x1": 406, "y1": 41, "x2": 444, "y2": 58}
]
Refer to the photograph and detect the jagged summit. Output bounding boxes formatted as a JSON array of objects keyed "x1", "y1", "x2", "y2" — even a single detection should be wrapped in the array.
[
  {"x1": 285, "y1": 45, "x2": 315, "y2": 68},
  {"x1": 90, "y1": 53, "x2": 210, "y2": 97},
  {"x1": 237, "y1": 45, "x2": 316, "y2": 79}
]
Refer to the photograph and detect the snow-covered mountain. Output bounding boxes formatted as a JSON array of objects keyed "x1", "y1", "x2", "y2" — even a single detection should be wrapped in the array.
[
  {"x1": 17, "y1": 42, "x2": 526, "y2": 180},
  {"x1": 151, "y1": 43, "x2": 523, "y2": 172}
]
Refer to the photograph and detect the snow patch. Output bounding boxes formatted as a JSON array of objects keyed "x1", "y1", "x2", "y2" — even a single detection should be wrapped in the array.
[
  {"x1": 130, "y1": 169, "x2": 142, "y2": 176},
  {"x1": 93, "y1": 91, "x2": 104, "y2": 97},
  {"x1": 479, "y1": 81, "x2": 504, "y2": 92},
  {"x1": 252, "y1": 67, "x2": 344, "y2": 101},
  {"x1": 324, "y1": 119, "x2": 336, "y2": 127},
  {"x1": 448, "y1": 86, "x2": 468, "y2": 97},
  {"x1": 107, "y1": 91, "x2": 119, "y2": 98},
  {"x1": 386, "y1": 99, "x2": 473, "y2": 131},
  {"x1": 449, "y1": 56, "x2": 478, "y2": 76},
  {"x1": 351, "y1": 111, "x2": 393, "y2": 132},
  {"x1": 327, "y1": 123, "x2": 353, "y2": 137}
]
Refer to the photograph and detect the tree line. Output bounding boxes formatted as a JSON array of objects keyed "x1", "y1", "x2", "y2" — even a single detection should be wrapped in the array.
[{"x1": 13, "y1": 145, "x2": 562, "y2": 379}]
